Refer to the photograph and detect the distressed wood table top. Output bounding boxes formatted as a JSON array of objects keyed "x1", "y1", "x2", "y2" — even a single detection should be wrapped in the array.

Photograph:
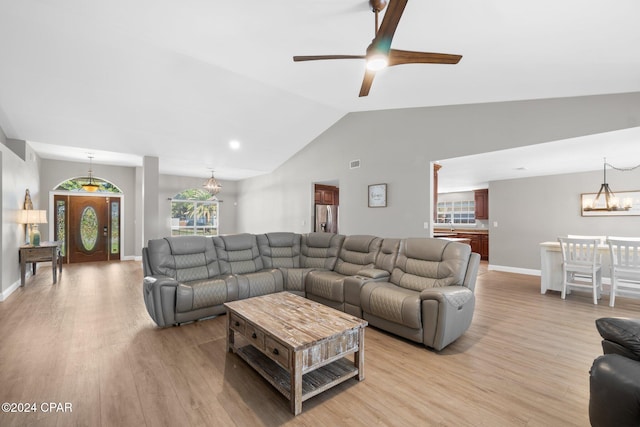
[{"x1": 224, "y1": 292, "x2": 367, "y2": 350}]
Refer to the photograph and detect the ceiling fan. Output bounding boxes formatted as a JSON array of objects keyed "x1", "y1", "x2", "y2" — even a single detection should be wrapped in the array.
[{"x1": 293, "y1": 0, "x2": 462, "y2": 97}]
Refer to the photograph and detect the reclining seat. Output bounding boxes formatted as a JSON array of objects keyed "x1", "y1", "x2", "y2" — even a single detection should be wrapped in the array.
[
  {"x1": 359, "y1": 238, "x2": 480, "y2": 351},
  {"x1": 306, "y1": 235, "x2": 382, "y2": 311},
  {"x1": 142, "y1": 235, "x2": 238, "y2": 327},
  {"x1": 257, "y1": 232, "x2": 305, "y2": 295},
  {"x1": 344, "y1": 238, "x2": 401, "y2": 317},
  {"x1": 214, "y1": 233, "x2": 284, "y2": 299},
  {"x1": 263, "y1": 231, "x2": 344, "y2": 296}
]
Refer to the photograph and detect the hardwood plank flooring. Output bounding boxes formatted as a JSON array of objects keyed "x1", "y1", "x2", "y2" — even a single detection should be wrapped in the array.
[{"x1": 1, "y1": 260, "x2": 638, "y2": 426}]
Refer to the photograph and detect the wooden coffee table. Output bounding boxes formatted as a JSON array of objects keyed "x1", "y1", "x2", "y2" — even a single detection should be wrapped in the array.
[{"x1": 224, "y1": 292, "x2": 368, "y2": 415}]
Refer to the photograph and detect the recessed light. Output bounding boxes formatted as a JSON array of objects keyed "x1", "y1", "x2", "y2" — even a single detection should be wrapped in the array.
[
  {"x1": 514, "y1": 167, "x2": 527, "y2": 171},
  {"x1": 229, "y1": 140, "x2": 241, "y2": 150}
]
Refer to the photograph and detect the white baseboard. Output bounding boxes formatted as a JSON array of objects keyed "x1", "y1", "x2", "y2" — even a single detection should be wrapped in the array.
[
  {"x1": 122, "y1": 255, "x2": 142, "y2": 261},
  {"x1": 1, "y1": 279, "x2": 22, "y2": 302},
  {"x1": 488, "y1": 264, "x2": 541, "y2": 276}
]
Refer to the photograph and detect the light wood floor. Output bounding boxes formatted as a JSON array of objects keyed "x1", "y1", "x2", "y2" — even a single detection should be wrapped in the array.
[{"x1": 1, "y1": 261, "x2": 639, "y2": 427}]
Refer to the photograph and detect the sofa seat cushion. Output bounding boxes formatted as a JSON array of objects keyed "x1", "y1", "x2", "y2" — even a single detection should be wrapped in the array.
[
  {"x1": 306, "y1": 270, "x2": 348, "y2": 302},
  {"x1": 176, "y1": 278, "x2": 234, "y2": 312},
  {"x1": 361, "y1": 282, "x2": 422, "y2": 329}
]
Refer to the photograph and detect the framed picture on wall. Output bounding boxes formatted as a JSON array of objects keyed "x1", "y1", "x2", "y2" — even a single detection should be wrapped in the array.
[{"x1": 368, "y1": 184, "x2": 387, "y2": 208}]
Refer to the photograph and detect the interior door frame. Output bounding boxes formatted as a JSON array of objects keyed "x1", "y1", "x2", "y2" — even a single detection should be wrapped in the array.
[{"x1": 49, "y1": 191, "x2": 124, "y2": 263}]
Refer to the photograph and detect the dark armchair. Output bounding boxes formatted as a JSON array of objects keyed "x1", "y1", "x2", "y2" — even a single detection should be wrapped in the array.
[{"x1": 589, "y1": 317, "x2": 640, "y2": 427}]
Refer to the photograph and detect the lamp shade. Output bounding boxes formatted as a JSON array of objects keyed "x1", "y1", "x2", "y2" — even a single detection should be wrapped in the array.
[{"x1": 18, "y1": 209, "x2": 47, "y2": 224}]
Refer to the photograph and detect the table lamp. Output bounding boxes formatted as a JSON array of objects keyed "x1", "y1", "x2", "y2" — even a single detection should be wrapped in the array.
[{"x1": 18, "y1": 210, "x2": 47, "y2": 246}]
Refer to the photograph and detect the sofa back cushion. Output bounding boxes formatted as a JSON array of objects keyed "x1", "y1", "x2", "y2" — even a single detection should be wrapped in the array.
[
  {"x1": 334, "y1": 235, "x2": 383, "y2": 276},
  {"x1": 300, "y1": 232, "x2": 345, "y2": 269},
  {"x1": 391, "y1": 238, "x2": 471, "y2": 291},
  {"x1": 375, "y1": 238, "x2": 401, "y2": 273},
  {"x1": 215, "y1": 233, "x2": 264, "y2": 275},
  {"x1": 146, "y1": 236, "x2": 221, "y2": 282},
  {"x1": 257, "y1": 232, "x2": 302, "y2": 268}
]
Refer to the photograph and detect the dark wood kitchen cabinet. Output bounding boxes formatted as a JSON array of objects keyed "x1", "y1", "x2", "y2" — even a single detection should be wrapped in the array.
[
  {"x1": 474, "y1": 189, "x2": 489, "y2": 220},
  {"x1": 454, "y1": 232, "x2": 489, "y2": 261},
  {"x1": 315, "y1": 184, "x2": 339, "y2": 205}
]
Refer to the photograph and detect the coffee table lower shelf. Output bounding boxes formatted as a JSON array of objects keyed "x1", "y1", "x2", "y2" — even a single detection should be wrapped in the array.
[{"x1": 235, "y1": 344, "x2": 359, "y2": 404}]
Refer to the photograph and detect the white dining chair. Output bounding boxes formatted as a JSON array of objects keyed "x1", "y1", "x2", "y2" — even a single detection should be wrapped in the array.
[
  {"x1": 558, "y1": 237, "x2": 603, "y2": 304},
  {"x1": 606, "y1": 237, "x2": 640, "y2": 307}
]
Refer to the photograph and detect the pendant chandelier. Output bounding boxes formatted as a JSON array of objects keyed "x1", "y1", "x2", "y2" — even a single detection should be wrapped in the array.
[
  {"x1": 81, "y1": 155, "x2": 100, "y2": 192},
  {"x1": 583, "y1": 158, "x2": 634, "y2": 212},
  {"x1": 203, "y1": 170, "x2": 222, "y2": 196}
]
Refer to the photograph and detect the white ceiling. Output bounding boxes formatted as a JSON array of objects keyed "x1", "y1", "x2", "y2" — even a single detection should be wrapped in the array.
[
  {"x1": 437, "y1": 126, "x2": 640, "y2": 193},
  {"x1": 1, "y1": 0, "x2": 640, "y2": 183}
]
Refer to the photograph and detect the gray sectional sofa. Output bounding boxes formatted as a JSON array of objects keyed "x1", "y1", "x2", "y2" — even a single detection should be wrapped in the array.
[{"x1": 142, "y1": 232, "x2": 480, "y2": 350}]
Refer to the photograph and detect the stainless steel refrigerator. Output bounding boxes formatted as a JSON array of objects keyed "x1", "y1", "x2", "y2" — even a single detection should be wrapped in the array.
[{"x1": 315, "y1": 204, "x2": 338, "y2": 233}]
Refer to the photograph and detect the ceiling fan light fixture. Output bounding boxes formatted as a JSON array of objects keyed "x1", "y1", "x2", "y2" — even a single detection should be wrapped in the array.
[{"x1": 366, "y1": 54, "x2": 388, "y2": 71}]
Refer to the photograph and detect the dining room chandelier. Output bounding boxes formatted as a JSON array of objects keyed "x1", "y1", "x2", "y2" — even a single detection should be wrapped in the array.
[
  {"x1": 203, "y1": 170, "x2": 222, "y2": 195},
  {"x1": 81, "y1": 155, "x2": 100, "y2": 192},
  {"x1": 583, "y1": 158, "x2": 638, "y2": 212}
]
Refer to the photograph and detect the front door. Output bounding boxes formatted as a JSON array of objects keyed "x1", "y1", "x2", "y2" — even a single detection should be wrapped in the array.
[{"x1": 54, "y1": 195, "x2": 121, "y2": 263}]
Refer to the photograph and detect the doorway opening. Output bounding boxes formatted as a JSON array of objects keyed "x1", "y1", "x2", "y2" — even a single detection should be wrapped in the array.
[
  {"x1": 53, "y1": 194, "x2": 121, "y2": 263},
  {"x1": 52, "y1": 176, "x2": 123, "y2": 264},
  {"x1": 313, "y1": 183, "x2": 339, "y2": 233}
]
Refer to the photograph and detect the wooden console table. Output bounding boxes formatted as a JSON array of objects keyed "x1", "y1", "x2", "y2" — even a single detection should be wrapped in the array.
[
  {"x1": 225, "y1": 292, "x2": 367, "y2": 415},
  {"x1": 19, "y1": 241, "x2": 62, "y2": 287}
]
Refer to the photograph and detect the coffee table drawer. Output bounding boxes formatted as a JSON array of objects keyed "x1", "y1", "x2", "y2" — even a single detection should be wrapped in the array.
[
  {"x1": 230, "y1": 313, "x2": 246, "y2": 334},
  {"x1": 265, "y1": 336, "x2": 289, "y2": 368},
  {"x1": 245, "y1": 325, "x2": 265, "y2": 350}
]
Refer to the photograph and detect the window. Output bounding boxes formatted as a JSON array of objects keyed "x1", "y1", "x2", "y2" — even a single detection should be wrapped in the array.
[
  {"x1": 436, "y1": 200, "x2": 476, "y2": 224},
  {"x1": 55, "y1": 177, "x2": 122, "y2": 193},
  {"x1": 170, "y1": 189, "x2": 219, "y2": 236}
]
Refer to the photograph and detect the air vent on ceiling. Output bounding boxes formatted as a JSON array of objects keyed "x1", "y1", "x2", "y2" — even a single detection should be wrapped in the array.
[{"x1": 349, "y1": 159, "x2": 361, "y2": 169}]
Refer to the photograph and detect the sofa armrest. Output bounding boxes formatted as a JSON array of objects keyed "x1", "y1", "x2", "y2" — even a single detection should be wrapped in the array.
[
  {"x1": 356, "y1": 268, "x2": 390, "y2": 279},
  {"x1": 420, "y1": 285, "x2": 474, "y2": 306},
  {"x1": 344, "y1": 275, "x2": 390, "y2": 310},
  {"x1": 143, "y1": 275, "x2": 179, "y2": 327},
  {"x1": 420, "y1": 286, "x2": 475, "y2": 351},
  {"x1": 589, "y1": 354, "x2": 640, "y2": 427},
  {"x1": 596, "y1": 317, "x2": 640, "y2": 359}
]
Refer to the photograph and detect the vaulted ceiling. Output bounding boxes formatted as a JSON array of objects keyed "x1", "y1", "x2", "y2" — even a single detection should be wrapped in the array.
[{"x1": 1, "y1": 1, "x2": 639, "y2": 182}]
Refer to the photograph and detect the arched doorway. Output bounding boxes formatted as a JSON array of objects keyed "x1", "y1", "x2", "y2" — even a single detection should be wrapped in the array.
[{"x1": 53, "y1": 176, "x2": 122, "y2": 263}]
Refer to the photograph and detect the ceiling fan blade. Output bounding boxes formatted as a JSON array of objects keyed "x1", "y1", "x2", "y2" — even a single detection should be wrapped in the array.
[
  {"x1": 359, "y1": 69, "x2": 376, "y2": 97},
  {"x1": 372, "y1": 0, "x2": 408, "y2": 52},
  {"x1": 293, "y1": 55, "x2": 365, "y2": 62},
  {"x1": 387, "y1": 49, "x2": 462, "y2": 66}
]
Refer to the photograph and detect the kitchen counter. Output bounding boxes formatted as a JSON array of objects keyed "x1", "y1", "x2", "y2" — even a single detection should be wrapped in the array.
[
  {"x1": 437, "y1": 237, "x2": 472, "y2": 245},
  {"x1": 434, "y1": 229, "x2": 488, "y2": 235},
  {"x1": 433, "y1": 232, "x2": 457, "y2": 237}
]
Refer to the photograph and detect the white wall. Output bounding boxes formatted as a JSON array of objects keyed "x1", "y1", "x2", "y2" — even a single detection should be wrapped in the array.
[
  {"x1": 37, "y1": 161, "x2": 239, "y2": 260},
  {"x1": 238, "y1": 93, "x2": 640, "y2": 239},
  {"x1": 489, "y1": 167, "x2": 640, "y2": 272},
  {"x1": 1, "y1": 136, "x2": 40, "y2": 299},
  {"x1": 39, "y1": 159, "x2": 138, "y2": 259}
]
